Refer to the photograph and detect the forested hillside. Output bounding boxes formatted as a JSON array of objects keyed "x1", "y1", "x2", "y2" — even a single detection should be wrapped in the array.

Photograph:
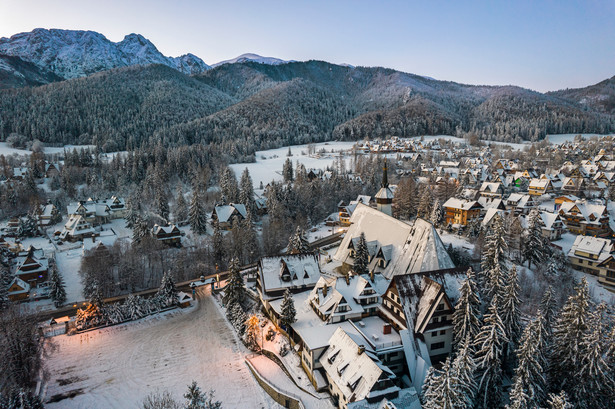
[{"x1": 1, "y1": 59, "x2": 614, "y2": 158}]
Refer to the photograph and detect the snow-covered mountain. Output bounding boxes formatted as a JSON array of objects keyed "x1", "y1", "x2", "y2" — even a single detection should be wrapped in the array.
[
  {"x1": 212, "y1": 53, "x2": 293, "y2": 67},
  {"x1": 0, "y1": 28, "x2": 210, "y2": 79}
]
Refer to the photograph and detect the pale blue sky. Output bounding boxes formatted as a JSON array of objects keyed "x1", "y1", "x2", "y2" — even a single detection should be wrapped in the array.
[{"x1": 1, "y1": 0, "x2": 613, "y2": 92}]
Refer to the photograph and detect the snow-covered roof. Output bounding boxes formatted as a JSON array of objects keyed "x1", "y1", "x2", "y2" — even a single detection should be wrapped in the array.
[
  {"x1": 442, "y1": 198, "x2": 481, "y2": 211},
  {"x1": 213, "y1": 203, "x2": 247, "y2": 223},
  {"x1": 375, "y1": 186, "x2": 395, "y2": 200},
  {"x1": 568, "y1": 235, "x2": 612, "y2": 262},
  {"x1": 347, "y1": 387, "x2": 421, "y2": 409},
  {"x1": 8, "y1": 277, "x2": 30, "y2": 294},
  {"x1": 258, "y1": 253, "x2": 320, "y2": 297},
  {"x1": 320, "y1": 327, "x2": 392, "y2": 403},
  {"x1": 335, "y1": 205, "x2": 454, "y2": 279}
]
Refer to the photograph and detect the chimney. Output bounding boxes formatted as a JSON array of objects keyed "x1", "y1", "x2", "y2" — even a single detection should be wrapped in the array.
[
  {"x1": 345, "y1": 274, "x2": 350, "y2": 285},
  {"x1": 369, "y1": 269, "x2": 374, "y2": 282},
  {"x1": 383, "y1": 324, "x2": 391, "y2": 335},
  {"x1": 357, "y1": 345, "x2": 365, "y2": 355},
  {"x1": 323, "y1": 284, "x2": 328, "y2": 297}
]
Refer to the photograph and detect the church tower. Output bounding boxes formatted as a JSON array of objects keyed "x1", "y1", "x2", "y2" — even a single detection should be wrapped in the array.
[{"x1": 375, "y1": 159, "x2": 394, "y2": 216}]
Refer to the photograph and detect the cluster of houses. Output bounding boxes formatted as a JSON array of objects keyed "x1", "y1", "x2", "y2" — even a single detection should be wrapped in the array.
[{"x1": 0, "y1": 239, "x2": 51, "y2": 302}]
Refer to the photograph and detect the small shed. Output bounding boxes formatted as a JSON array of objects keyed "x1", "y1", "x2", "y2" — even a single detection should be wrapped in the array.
[{"x1": 177, "y1": 291, "x2": 193, "y2": 308}]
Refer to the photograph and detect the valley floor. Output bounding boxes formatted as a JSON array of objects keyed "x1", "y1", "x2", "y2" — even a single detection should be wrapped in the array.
[{"x1": 43, "y1": 287, "x2": 278, "y2": 409}]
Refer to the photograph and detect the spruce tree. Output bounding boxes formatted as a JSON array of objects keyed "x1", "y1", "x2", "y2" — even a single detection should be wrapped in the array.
[
  {"x1": 288, "y1": 226, "x2": 310, "y2": 254},
  {"x1": 430, "y1": 198, "x2": 443, "y2": 227},
  {"x1": 417, "y1": 186, "x2": 433, "y2": 219},
  {"x1": 574, "y1": 303, "x2": 614, "y2": 407},
  {"x1": 546, "y1": 391, "x2": 571, "y2": 409},
  {"x1": 422, "y1": 357, "x2": 464, "y2": 409},
  {"x1": 282, "y1": 158, "x2": 294, "y2": 183},
  {"x1": 244, "y1": 314, "x2": 260, "y2": 351},
  {"x1": 539, "y1": 286, "x2": 557, "y2": 336},
  {"x1": 452, "y1": 336, "x2": 477, "y2": 409},
  {"x1": 49, "y1": 269, "x2": 67, "y2": 308},
  {"x1": 481, "y1": 213, "x2": 508, "y2": 298},
  {"x1": 189, "y1": 189, "x2": 207, "y2": 235},
  {"x1": 220, "y1": 167, "x2": 239, "y2": 203},
  {"x1": 157, "y1": 271, "x2": 179, "y2": 307},
  {"x1": 500, "y1": 265, "x2": 522, "y2": 360},
  {"x1": 523, "y1": 209, "x2": 548, "y2": 269},
  {"x1": 353, "y1": 232, "x2": 369, "y2": 275},
  {"x1": 239, "y1": 168, "x2": 256, "y2": 213},
  {"x1": 280, "y1": 288, "x2": 297, "y2": 332},
  {"x1": 174, "y1": 188, "x2": 188, "y2": 223},
  {"x1": 132, "y1": 214, "x2": 150, "y2": 245},
  {"x1": 452, "y1": 269, "x2": 481, "y2": 351},
  {"x1": 226, "y1": 302, "x2": 246, "y2": 335},
  {"x1": 550, "y1": 278, "x2": 591, "y2": 393},
  {"x1": 474, "y1": 298, "x2": 508, "y2": 409},
  {"x1": 124, "y1": 294, "x2": 145, "y2": 320},
  {"x1": 184, "y1": 381, "x2": 206, "y2": 409},
  {"x1": 509, "y1": 316, "x2": 547, "y2": 407},
  {"x1": 222, "y1": 258, "x2": 245, "y2": 307},
  {"x1": 156, "y1": 185, "x2": 170, "y2": 222},
  {"x1": 0, "y1": 266, "x2": 11, "y2": 310}
]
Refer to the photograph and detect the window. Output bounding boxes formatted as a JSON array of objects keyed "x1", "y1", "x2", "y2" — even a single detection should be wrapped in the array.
[
  {"x1": 436, "y1": 303, "x2": 444, "y2": 311},
  {"x1": 431, "y1": 342, "x2": 445, "y2": 350},
  {"x1": 440, "y1": 330, "x2": 446, "y2": 336}
]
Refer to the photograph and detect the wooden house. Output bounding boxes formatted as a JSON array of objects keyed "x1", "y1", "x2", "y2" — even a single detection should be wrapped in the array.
[
  {"x1": 151, "y1": 224, "x2": 182, "y2": 245},
  {"x1": 7, "y1": 277, "x2": 30, "y2": 301},
  {"x1": 442, "y1": 198, "x2": 482, "y2": 226}
]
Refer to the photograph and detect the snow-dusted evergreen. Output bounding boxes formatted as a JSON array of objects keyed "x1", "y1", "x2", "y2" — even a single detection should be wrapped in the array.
[
  {"x1": 156, "y1": 271, "x2": 179, "y2": 307},
  {"x1": 155, "y1": 185, "x2": 169, "y2": 222},
  {"x1": 473, "y1": 298, "x2": 508, "y2": 409},
  {"x1": 452, "y1": 337, "x2": 477, "y2": 409},
  {"x1": 243, "y1": 315, "x2": 260, "y2": 351},
  {"x1": 508, "y1": 315, "x2": 547, "y2": 408},
  {"x1": 280, "y1": 288, "x2": 297, "y2": 330},
  {"x1": 452, "y1": 268, "x2": 481, "y2": 350},
  {"x1": 550, "y1": 278, "x2": 590, "y2": 393},
  {"x1": 132, "y1": 214, "x2": 149, "y2": 245},
  {"x1": 539, "y1": 286, "x2": 557, "y2": 336},
  {"x1": 174, "y1": 188, "x2": 188, "y2": 223},
  {"x1": 219, "y1": 167, "x2": 239, "y2": 204},
  {"x1": 239, "y1": 168, "x2": 256, "y2": 214},
  {"x1": 222, "y1": 258, "x2": 245, "y2": 307},
  {"x1": 48, "y1": 268, "x2": 67, "y2": 308},
  {"x1": 0, "y1": 267, "x2": 12, "y2": 310},
  {"x1": 547, "y1": 391, "x2": 571, "y2": 409},
  {"x1": 189, "y1": 187, "x2": 207, "y2": 235},
  {"x1": 288, "y1": 226, "x2": 310, "y2": 254},
  {"x1": 226, "y1": 302, "x2": 246, "y2": 335},
  {"x1": 422, "y1": 357, "x2": 463, "y2": 409},
  {"x1": 523, "y1": 209, "x2": 549, "y2": 268},
  {"x1": 430, "y1": 198, "x2": 443, "y2": 227},
  {"x1": 500, "y1": 265, "x2": 522, "y2": 359},
  {"x1": 481, "y1": 213, "x2": 508, "y2": 301},
  {"x1": 353, "y1": 232, "x2": 369, "y2": 275},
  {"x1": 124, "y1": 294, "x2": 145, "y2": 321}
]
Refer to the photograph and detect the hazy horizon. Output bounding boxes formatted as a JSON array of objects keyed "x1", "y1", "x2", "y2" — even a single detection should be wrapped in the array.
[{"x1": 1, "y1": 0, "x2": 614, "y2": 92}]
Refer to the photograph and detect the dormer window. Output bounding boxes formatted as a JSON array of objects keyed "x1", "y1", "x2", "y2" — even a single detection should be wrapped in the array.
[
  {"x1": 348, "y1": 376, "x2": 362, "y2": 392},
  {"x1": 437, "y1": 303, "x2": 444, "y2": 311},
  {"x1": 338, "y1": 363, "x2": 349, "y2": 375},
  {"x1": 328, "y1": 350, "x2": 340, "y2": 364}
]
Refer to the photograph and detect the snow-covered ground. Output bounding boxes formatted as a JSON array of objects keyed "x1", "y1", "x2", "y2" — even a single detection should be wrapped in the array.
[
  {"x1": 43, "y1": 287, "x2": 278, "y2": 409},
  {"x1": 0, "y1": 142, "x2": 95, "y2": 157},
  {"x1": 230, "y1": 141, "x2": 356, "y2": 189}
]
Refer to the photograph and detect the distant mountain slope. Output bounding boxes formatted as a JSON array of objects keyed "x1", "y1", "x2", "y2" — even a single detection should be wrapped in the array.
[
  {"x1": 549, "y1": 76, "x2": 615, "y2": 115},
  {"x1": 0, "y1": 64, "x2": 234, "y2": 150},
  {"x1": 212, "y1": 53, "x2": 292, "y2": 67},
  {"x1": 0, "y1": 54, "x2": 63, "y2": 89},
  {"x1": 0, "y1": 57, "x2": 613, "y2": 155},
  {"x1": 0, "y1": 28, "x2": 210, "y2": 81}
]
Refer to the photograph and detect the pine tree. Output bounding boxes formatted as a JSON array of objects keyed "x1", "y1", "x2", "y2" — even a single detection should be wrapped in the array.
[
  {"x1": 239, "y1": 168, "x2": 256, "y2": 213},
  {"x1": 132, "y1": 214, "x2": 150, "y2": 245},
  {"x1": 539, "y1": 286, "x2": 557, "y2": 336},
  {"x1": 452, "y1": 269, "x2": 481, "y2": 351},
  {"x1": 49, "y1": 268, "x2": 67, "y2": 308},
  {"x1": 500, "y1": 265, "x2": 521, "y2": 360},
  {"x1": 550, "y1": 278, "x2": 591, "y2": 393},
  {"x1": 0, "y1": 266, "x2": 11, "y2": 310},
  {"x1": 353, "y1": 232, "x2": 369, "y2": 275},
  {"x1": 244, "y1": 314, "x2": 260, "y2": 351},
  {"x1": 288, "y1": 226, "x2": 310, "y2": 254},
  {"x1": 546, "y1": 391, "x2": 571, "y2": 409},
  {"x1": 157, "y1": 271, "x2": 179, "y2": 307},
  {"x1": 212, "y1": 220, "x2": 225, "y2": 265},
  {"x1": 574, "y1": 303, "x2": 614, "y2": 407},
  {"x1": 241, "y1": 211, "x2": 258, "y2": 263},
  {"x1": 430, "y1": 198, "x2": 443, "y2": 227},
  {"x1": 481, "y1": 213, "x2": 508, "y2": 298},
  {"x1": 156, "y1": 185, "x2": 170, "y2": 222},
  {"x1": 280, "y1": 289, "x2": 297, "y2": 331},
  {"x1": 124, "y1": 294, "x2": 145, "y2": 321},
  {"x1": 189, "y1": 189, "x2": 207, "y2": 235},
  {"x1": 452, "y1": 336, "x2": 477, "y2": 409},
  {"x1": 220, "y1": 167, "x2": 239, "y2": 203},
  {"x1": 105, "y1": 301, "x2": 126, "y2": 325},
  {"x1": 523, "y1": 209, "x2": 549, "y2": 268},
  {"x1": 184, "y1": 381, "x2": 206, "y2": 409},
  {"x1": 422, "y1": 357, "x2": 464, "y2": 409},
  {"x1": 282, "y1": 158, "x2": 294, "y2": 183},
  {"x1": 417, "y1": 186, "x2": 433, "y2": 219},
  {"x1": 222, "y1": 258, "x2": 245, "y2": 307},
  {"x1": 474, "y1": 298, "x2": 508, "y2": 409},
  {"x1": 174, "y1": 187, "x2": 188, "y2": 223},
  {"x1": 226, "y1": 302, "x2": 246, "y2": 335},
  {"x1": 544, "y1": 258, "x2": 559, "y2": 283},
  {"x1": 509, "y1": 316, "x2": 547, "y2": 408}
]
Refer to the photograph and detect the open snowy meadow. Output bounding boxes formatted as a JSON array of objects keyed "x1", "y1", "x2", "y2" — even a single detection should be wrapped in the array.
[{"x1": 43, "y1": 288, "x2": 278, "y2": 409}]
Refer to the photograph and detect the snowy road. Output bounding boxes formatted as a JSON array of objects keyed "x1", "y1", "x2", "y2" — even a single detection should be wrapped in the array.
[{"x1": 44, "y1": 288, "x2": 279, "y2": 408}]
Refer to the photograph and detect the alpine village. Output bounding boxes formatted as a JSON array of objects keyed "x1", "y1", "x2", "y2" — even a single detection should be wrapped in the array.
[{"x1": 0, "y1": 27, "x2": 615, "y2": 409}]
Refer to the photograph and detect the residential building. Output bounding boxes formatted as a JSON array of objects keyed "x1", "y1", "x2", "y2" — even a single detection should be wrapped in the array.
[
  {"x1": 211, "y1": 203, "x2": 247, "y2": 230},
  {"x1": 151, "y1": 224, "x2": 181, "y2": 245},
  {"x1": 442, "y1": 198, "x2": 482, "y2": 226},
  {"x1": 568, "y1": 235, "x2": 612, "y2": 276},
  {"x1": 528, "y1": 178, "x2": 554, "y2": 196},
  {"x1": 257, "y1": 252, "x2": 321, "y2": 305},
  {"x1": 558, "y1": 201, "x2": 611, "y2": 237}
]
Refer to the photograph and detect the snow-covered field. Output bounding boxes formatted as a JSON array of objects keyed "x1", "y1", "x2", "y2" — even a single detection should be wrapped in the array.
[
  {"x1": 0, "y1": 142, "x2": 95, "y2": 157},
  {"x1": 43, "y1": 288, "x2": 278, "y2": 409},
  {"x1": 230, "y1": 141, "x2": 356, "y2": 188}
]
